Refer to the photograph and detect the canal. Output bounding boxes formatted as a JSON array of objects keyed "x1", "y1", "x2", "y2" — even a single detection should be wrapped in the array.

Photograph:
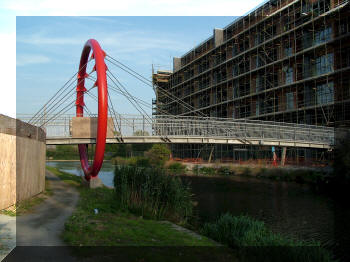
[{"x1": 47, "y1": 161, "x2": 350, "y2": 261}]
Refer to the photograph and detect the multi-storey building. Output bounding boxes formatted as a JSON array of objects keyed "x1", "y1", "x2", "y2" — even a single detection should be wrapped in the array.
[{"x1": 153, "y1": 0, "x2": 350, "y2": 164}]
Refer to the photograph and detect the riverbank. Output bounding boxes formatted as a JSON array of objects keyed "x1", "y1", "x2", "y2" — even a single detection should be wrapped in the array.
[
  {"x1": 174, "y1": 162, "x2": 332, "y2": 188},
  {"x1": 46, "y1": 167, "x2": 238, "y2": 261}
]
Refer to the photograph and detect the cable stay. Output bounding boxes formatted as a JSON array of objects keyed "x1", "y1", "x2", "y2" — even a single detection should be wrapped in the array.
[
  {"x1": 105, "y1": 55, "x2": 207, "y2": 117},
  {"x1": 30, "y1": 59, "x2": 92, "y2": 125}
]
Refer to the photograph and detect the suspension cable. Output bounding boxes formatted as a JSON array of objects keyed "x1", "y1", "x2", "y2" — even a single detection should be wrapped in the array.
[
  {"x1": 39, "y1": 86, "x2": 95, "y2": 128},
  {"x1": 105, "y1": 56, "x2": 206, "y2": 117},
  {"x1": 29, "y1": 59, "x2": 92, "y2": 124},
  {"x1": 106, "y1": 71, "x2": 152, "y2": 123}
]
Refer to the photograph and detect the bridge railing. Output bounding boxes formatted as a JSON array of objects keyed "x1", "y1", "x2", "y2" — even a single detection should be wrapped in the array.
[{"x1": 17, "y1": 114, "x2": 335, "y2": 146}]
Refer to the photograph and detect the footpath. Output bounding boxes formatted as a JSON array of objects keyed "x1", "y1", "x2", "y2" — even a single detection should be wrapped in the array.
[{"x1": 2, "y1": 170, "x2": 79, "y2": 262}]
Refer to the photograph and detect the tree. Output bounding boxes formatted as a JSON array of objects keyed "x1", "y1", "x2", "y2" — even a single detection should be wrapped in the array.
[
  {"x1": 133, "y1": 130, "x2": 150, "y2": 136},
  {"x1": 145, "y1": 144, "x2": 171, "y2": 167}
]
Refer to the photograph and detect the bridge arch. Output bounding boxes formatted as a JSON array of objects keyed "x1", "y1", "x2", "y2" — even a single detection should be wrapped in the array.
[{"x1": 76, "y1": 39, "x2": 108, "y2": 180}]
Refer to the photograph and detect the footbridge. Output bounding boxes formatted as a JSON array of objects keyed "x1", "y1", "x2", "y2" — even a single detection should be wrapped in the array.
[
  {"x1": 18, "y1": 114, "x2": 334, "y2": 149},
  {"x1": 25, "y1": 38, "x2": 335, "y2": 179}
]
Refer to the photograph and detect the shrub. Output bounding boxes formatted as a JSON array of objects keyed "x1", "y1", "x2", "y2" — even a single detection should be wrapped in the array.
[
  {"x1": 112, "y1": 156, "x2": 151, "y2": 168},
  {"x1": 201, "y1": 213, "x2": 335, "y2": 262},
  {"x1": 114, "y1": 165, "x2": 193, "y2": 223},
  {"x1": 199, "y1": 167, "x2": 216, "y2": 176},
  {"x1": 144, "y1": 144, "x2": 171, "y2": 167},
  {"x1": 192, "y1": 165, "x2": 200, "y2": 175},
  {"x1": 167, "y1": 162, "x2": 187, "y2": 175},
  {"x1": 217, "y1": 166, "x2": 232, "y2": 176}
]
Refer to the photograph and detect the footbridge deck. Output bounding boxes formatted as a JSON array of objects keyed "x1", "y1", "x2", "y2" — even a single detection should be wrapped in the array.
[{"x1": 19, "y1": 114, "x2": 335, "y2": 149}]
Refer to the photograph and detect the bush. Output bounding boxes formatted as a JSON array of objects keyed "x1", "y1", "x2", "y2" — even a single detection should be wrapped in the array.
[
  {"x1": 144, "y1": 144, "x2": 171, "y2": 167},
  {"x1": 114, "y1": 165, "x2": 193, "y2": 223},
  {"x1": 167, "y1": 162, "x2": 187, "y2": 175},
  {"x1": 217, "y1": 166, "x2": 232, "y2": 176},
  {"x1": 192, "y1": 165, "x2": 200, "y2": 175},
  {"x1": 201, "y1": 213, "x2": 335, "y2": 262},
  {"x1": 112, "y1": 156, "x2": 151, "y2": 168},
  {"x1": 199, "y1": 167, "x2": 217, "y2": 176},
  {"x1": 46, "y1": 145, "x2": 79, "y2": 160}
]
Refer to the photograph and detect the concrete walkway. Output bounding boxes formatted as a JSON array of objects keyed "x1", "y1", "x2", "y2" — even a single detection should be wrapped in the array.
[{"x1": 2, "y1": 170, "x2": 79, "y2": 261}]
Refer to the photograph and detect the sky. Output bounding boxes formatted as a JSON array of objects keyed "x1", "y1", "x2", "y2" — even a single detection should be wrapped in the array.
[{"x1": 0, "y1": 0, "x2": 266, "y2": 118}]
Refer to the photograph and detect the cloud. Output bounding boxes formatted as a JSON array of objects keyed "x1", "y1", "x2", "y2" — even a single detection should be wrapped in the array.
[
  {"x1": 17, "y1": 54, "x2": 51, "y2": 66},
  {"x1": 17, "y1": 33, "x2": 82, "y2": 46},
  {"x1": 17, "y1": 30, "x2": 190, "y2": 55}
]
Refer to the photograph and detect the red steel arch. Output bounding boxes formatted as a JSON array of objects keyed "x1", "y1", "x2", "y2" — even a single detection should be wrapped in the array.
[{"x1": 76, "y1": 39, "x2": 108, "y2": 181}]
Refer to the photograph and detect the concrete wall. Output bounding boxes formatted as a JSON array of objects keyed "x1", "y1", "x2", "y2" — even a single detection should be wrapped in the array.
[
  {"x1": 173, "y1": 57, "x2": 181, "y2": 72},
  {"x1": 214, "y1": 28, "x2": 224, "y2": 47},
  {"x1": 0, "y1": 114, "x2": 46, "y2": 210},
  {"x1": 71, "y1": 117, "x2": 115, "y2": 138}
]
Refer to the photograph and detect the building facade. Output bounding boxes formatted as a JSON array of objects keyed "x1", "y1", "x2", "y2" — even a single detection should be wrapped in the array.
[{"x1": 153, "y1": 0, "x2": 350, "y2": 164}]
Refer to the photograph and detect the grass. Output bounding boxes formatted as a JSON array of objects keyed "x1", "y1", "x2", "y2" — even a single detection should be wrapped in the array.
[
  {"x1": 189, "y1": 164, "x2": 329, "y2": 186},
  {"x1": 46, "y1": 166, "x2": 218, "y2": 249},
  {"x1": 114, "y1": 165, "x2": 193, "y2": 223},
  {"x1": 201, "y1": 213, "x2": 336, "y2": 262},
  {"x1": 0, "y1": 178, "x2": 53, "y2": 216},
  {"x1": 166, "y1": 162, "x2": 187, "y2": 174}
]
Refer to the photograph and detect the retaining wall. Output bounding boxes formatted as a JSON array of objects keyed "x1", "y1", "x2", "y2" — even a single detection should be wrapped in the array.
[{"x1": 0, "y1": 114, "x2": 46, "y2": 210}]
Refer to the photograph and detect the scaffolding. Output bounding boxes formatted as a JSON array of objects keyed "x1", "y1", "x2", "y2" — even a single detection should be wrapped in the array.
[{"x1": 153, "y1": 0, "x2": 350, "y2": 165}]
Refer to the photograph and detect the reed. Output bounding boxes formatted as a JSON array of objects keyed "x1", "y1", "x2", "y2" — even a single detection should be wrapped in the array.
[
  {"x1": 114, "y1": 165, "x2": 193, "y2": 223},
  {"x1": 201, "y1": 213, "x2": 336, "y2": 262}
]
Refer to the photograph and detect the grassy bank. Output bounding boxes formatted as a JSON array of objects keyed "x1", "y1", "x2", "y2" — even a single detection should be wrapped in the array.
[
  {"x1": 201, "y1": 213, "x2": 336, "y2": 262},
  {"x1": 190, "y1": 164, "x2": 330, "y2": 185},
  {"x1": 0, "y1": 178, "x2": 53, "y2": 216},
  {"x1": 46, "y1": 166, "x2": 217, "y2": 248}
]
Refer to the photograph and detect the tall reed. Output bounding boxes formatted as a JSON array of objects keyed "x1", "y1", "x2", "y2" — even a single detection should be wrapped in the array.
[
  {"x1": 201, "y1": 213, "x2": 336, "y2": 262},
  {"x1": 114, "y1": 165, "x2": 193, "y2": 223}
]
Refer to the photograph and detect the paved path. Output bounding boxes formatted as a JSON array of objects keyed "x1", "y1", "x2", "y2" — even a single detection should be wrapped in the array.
[
  {"x1": 3, "y1": 170, "x2": 79, "y2": 262},
  {"x1": 0, "y1": 215, "x2": 16, "y2": 261}
]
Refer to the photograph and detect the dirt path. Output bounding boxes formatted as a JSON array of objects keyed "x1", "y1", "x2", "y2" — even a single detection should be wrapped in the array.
[{"x1": 3, "y1": 170, "x2": 79, "y2": 261}]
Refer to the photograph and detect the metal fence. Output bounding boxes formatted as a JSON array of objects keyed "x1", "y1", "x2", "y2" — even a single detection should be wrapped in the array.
[{"x1": 17, "y1": 114, "x2": 335, "y2": 146}]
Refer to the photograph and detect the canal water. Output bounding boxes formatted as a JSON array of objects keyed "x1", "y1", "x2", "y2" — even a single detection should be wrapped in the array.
[{"x1": 47, "y1": 161, "x2": 350, "y2": 261}]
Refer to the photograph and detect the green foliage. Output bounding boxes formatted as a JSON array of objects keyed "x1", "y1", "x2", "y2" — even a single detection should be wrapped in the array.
[
  {"x1": 112, "y1": 156, "x2": 151, "y2": 168},
  {"x1": 46, "y1": 166, "x2": 216, "y2": 250},
  {"x1": 133, "y1": 130, "x2": 150, "y2": 136},
  {"x1": 144, "y1": 144, "x2": 171, "y2": 167},
  {"x1": 217, "y1": 166, "x2": 232, "y2": 176},
  {"x1": 114, "y1": 165, "x2": 193, "y2": 223},
  {"x1": 199, "y1": 167, "x2": 216, "y2": 176},
  {"x1": 201, "y1": 213, "x2": 336, "y2": 262},
  {"x1": 46, "y1": 145, "x2": 79, "y2": 160},
  {"x1": 167, "y1": 162, "x2": 187, "y2": 174}
]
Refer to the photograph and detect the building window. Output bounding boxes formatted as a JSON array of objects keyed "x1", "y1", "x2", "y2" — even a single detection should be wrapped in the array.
[
  {"x1": 316, "y1": 82, "x2": 334, "y2": 105},
  {"x1": 284, "y1": 66, "x2": 294, "y2": 84},
  {"x1": 255, "y1": 33, "x2": 262, "y2": 46},
  {"x1": 284, "y1": 47, "x2": 293, "y2": 57},
  {"x1": 233, "y1": 65, "x2": 239, "y2": 77},
  {"x1": 286, "y1": 92, "x2": 294, "y2": 110},
  {"x1": 256, "y1": 100, "x2": 260, "y2": 116},
  {"x1": 314, "y1": 27, "x2": 332, "y2": 45},
  {"x1": 315, "y1": 53, "x2": 333, "y2": 75},
  {"x1": 304, "y1": 85, "x2": 315, "y2": 106},
  {"x1": 256, "y1": 56, "x2": 263, "y2": 68}
]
